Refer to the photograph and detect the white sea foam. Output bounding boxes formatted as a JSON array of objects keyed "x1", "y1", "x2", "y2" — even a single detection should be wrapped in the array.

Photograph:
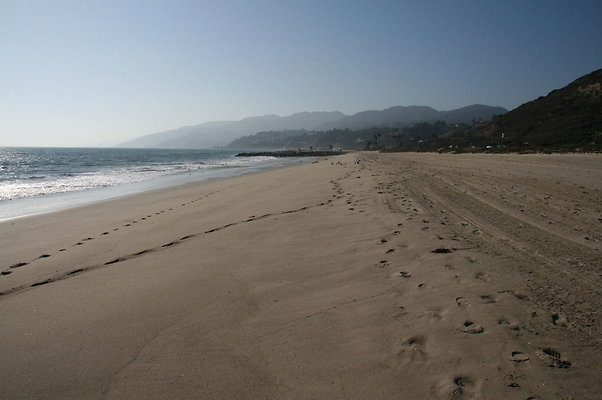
[
  {"x1": 0, "y1": 155, "x2": 278, "y2": 201},
  {"x1": 0, "y1": 148, "x2": 302, "y2": 221}
]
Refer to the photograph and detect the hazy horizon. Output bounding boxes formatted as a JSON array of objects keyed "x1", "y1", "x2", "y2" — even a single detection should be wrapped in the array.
[{"x1": 1, "y1": 0, "x2": 601, "y2": 147}]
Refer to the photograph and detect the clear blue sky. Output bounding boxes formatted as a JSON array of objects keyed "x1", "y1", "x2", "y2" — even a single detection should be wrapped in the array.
[{"x1": 1, "y1": 0, "x2": 601, "y2": 147}]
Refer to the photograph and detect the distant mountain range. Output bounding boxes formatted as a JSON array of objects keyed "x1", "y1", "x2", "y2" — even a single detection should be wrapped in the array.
[
  {"x1": 318, "y1": 104, "x2": 507, "y2": 131},
  {"x1": 120, "y1": 111, "x2": 345, "y2": 149},
  {"x1": 121, "y1": 104, "x2": 507, "y2": 149},
  {"x1": 225, "y1": 69, "x2": 602, "y2": 152}
]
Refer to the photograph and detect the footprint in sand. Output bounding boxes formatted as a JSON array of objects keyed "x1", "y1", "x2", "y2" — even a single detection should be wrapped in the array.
[
  {"x1": 473, "y1": 272, "x2": 490, "y2": 282},
  {"x1": 551, "y1": 313, "x2": 570, "y2": 328},
  {"x1": 67, "y1": 268, "x2": 85, "y2": 275},
  {"x1": 421, "y1": 309, "x2": 444, "y2": 321},
  {"x1": 394, "y1": 335, "x2": 428, "y2": 363},
  {"x1": 460, "y1": 321, "x2": 484, "y2": 334},
  {"x1": 399, "y1": 271, "x2": 412, "y2": 278},
  {"x1": 31, "y1": 279, "x2": 51, "y2": 287},
  {"x1": 432, "y1": 248, "x2": 453, "y2": 254},
  {"x1": 497, "y1": 317, "x2": 520, "y2": 331},
  {"x1": 535, "y1": 347, "x2": 571, "y2": 368},
  {"x1": 479, "y1": 295, "x2": 497, "y2": 304},
  {"x1": 510, "y1": 351, "x2": 530, "y2": 364},
  {"x1": 392, "y1": 305, "x2": 407, "y2": 319},
  {"x1": 386, "y1": 249, "x2": 396, "y2": 254},
  {"x1": 434, "y1": 376, "x2": 477, "y2": 399},
  {"x1": 450, "y1": 376, "x2": 476, "y2": 399},
  {"x1": 455, "y1": 297, "x2": 470, "y2": 308},
  {"x1": 504, "y1": 373, "x2": 521, "y2": 388},
  {"x1": 498, "y1": 290, "x2": 527, "y2": 301}
]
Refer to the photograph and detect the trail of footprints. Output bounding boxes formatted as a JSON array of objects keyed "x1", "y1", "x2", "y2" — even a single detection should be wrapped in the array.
[
  {"x1": 330, "y1": 162, "x2": 369, "y2": 213},
  {"x1": 0, "y1": 169, "x2": 367, "y2": 297},
  {"x1": 4, "y1": 161, "x2": 575, "y2": 397},
  {"x1": 2, "y1": 189, "x2": 225, "y2": 278},
  {"x1": 0, "y1": 205, "x2": 325, "y2": 296},
  {"x1": 362, "y1": 173, "x2": 573, "y2": 399},
  {"x1": 375, "y1": 219, "x2": 488, "y2": 398},
  {"x1": 385, "y1": 228, "x2": 570, "y2": 397},
  {"x1": 361, "y1": 161, "x2": 577, "y2": 398}
]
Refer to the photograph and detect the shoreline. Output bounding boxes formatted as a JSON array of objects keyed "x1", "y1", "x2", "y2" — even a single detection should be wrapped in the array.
[
  {"x1": 1, "y1": 152, "x2": 600, "y2": 399},
  {"x1": 0, "y1": 155, "x2": 309, "y2": 222}
]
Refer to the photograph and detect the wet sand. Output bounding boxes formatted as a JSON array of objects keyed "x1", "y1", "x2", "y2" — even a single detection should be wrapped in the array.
[{"x1": 1, "y1": 152, "x2": 600, "y2": 399}]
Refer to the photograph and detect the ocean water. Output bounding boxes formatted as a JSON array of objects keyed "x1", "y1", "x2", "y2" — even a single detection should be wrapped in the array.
[{"x1": 0, "y1": 147, "x2": 301, "y2": 221}]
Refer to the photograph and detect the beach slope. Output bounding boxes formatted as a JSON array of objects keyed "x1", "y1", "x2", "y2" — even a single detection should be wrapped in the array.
[{"x1": 1, "y1": 152, "x2": 600, "y2": 399}]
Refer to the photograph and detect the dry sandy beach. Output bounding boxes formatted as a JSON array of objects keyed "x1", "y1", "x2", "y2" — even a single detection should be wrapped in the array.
[{"x1": 1, "y1": 152, "x2": 600, "y2": 399}]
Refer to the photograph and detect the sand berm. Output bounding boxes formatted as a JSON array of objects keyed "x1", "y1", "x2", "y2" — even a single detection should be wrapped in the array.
[{"x1": 1, "y1": 152, "x2": 600, "y2": 399}]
